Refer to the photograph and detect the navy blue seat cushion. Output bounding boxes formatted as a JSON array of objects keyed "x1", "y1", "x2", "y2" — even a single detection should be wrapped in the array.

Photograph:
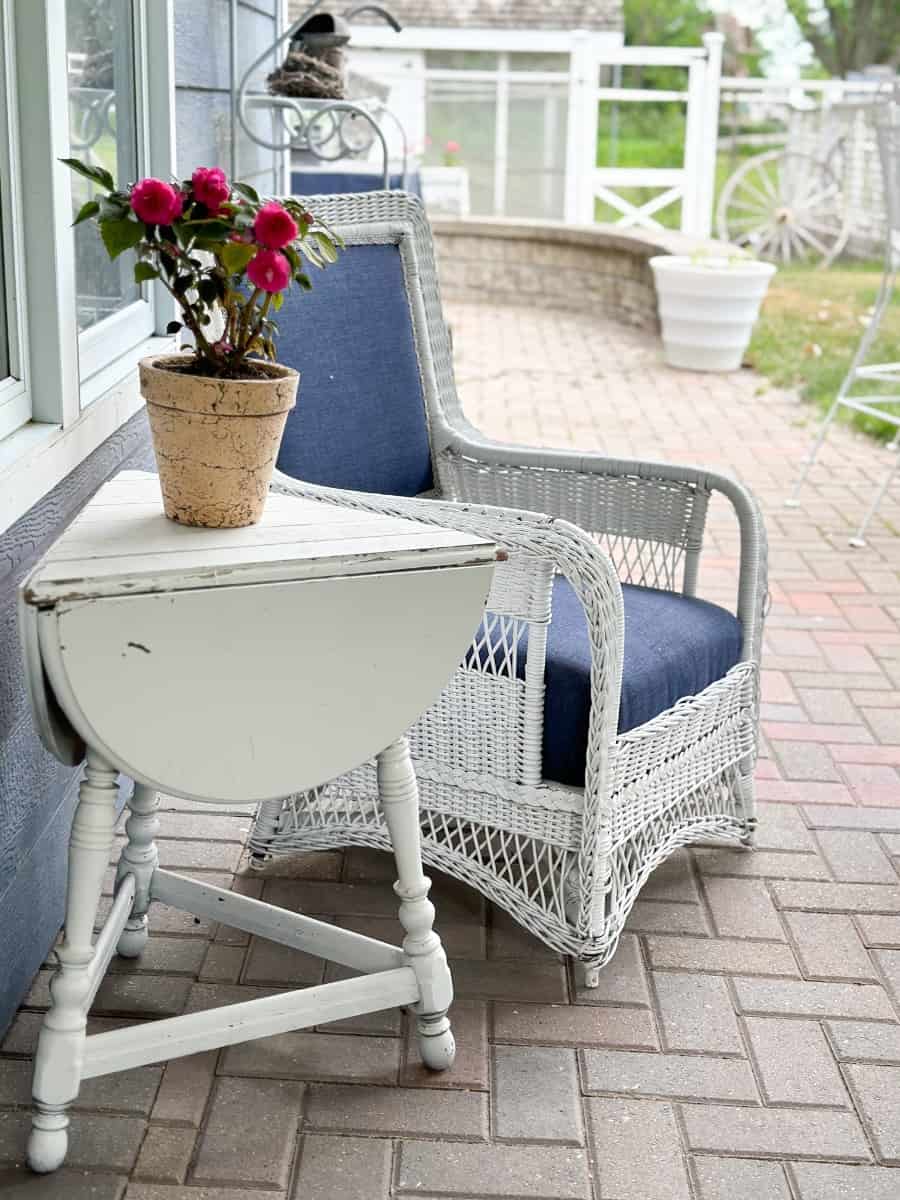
[
  {"x1": 275, "y1": 242, "x2": 433, "y2": 496},
  {"x1": 473, "y1": 578, "x2": 743, "y2": 788},
  {"x1": 291, "y1": 171, "x2": 423, "y2": 198}
]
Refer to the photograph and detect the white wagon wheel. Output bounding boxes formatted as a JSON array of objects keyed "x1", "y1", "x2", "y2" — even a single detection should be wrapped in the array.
[{"x1": 717, "y1": 149, "x2": 850, "y2": 267}]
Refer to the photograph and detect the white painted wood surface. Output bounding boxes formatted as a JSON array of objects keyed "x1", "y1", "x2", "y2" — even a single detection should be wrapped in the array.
[{"x1": 20, "y1": 472, "x2": 496, "y2": 1174}]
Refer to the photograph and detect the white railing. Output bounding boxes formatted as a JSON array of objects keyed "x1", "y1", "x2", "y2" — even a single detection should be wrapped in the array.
[{"x1": 573, "y1": 34, "x2": 724, "y2": 236}]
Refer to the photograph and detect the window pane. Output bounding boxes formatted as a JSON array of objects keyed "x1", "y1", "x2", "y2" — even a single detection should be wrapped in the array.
[
  {"x1": 67, "y1": 0, "x2": 140, "y2": 333},
  {"x1": 0, "y1": 194, "x2": 9, "y2": 380}
]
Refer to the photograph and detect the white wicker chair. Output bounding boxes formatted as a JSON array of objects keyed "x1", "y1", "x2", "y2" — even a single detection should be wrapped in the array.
[{"x1": 253, "y1": 190, "x2": 767, "y2": 986}]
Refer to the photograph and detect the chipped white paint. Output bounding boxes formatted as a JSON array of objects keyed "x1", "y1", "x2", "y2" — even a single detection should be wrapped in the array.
[{"x1": 19, "y1": 470, "x2": 496, "y2": 1173}]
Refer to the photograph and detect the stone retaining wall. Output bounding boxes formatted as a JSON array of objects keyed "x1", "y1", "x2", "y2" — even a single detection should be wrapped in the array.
[{"x1": 432, "y1": 218, "x2": 728, "y2": 331}]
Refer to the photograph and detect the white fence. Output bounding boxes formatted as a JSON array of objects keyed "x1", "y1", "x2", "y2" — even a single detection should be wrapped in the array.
[{"x1": 351, "y1": 27, "x2": 724, "y2": 238}]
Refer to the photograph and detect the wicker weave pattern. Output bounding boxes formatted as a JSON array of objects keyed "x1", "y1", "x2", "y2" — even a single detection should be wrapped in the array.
[{"x1": 256, "y1": 190, "x2": 767, "y2": 973}]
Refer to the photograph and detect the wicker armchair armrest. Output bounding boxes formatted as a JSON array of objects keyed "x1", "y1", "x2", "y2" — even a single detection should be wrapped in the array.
[
  {"x1": 435, "y1": 438, "x2": 768, "y2": 665},
  {"x1": 271, "y1": 470, "x2": 626, "y2": 790}
]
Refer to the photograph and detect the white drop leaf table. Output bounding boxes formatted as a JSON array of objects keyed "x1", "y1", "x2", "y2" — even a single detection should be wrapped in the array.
[{"x1": 19, "y1": 470, "x2": 496, "y2": 1174}]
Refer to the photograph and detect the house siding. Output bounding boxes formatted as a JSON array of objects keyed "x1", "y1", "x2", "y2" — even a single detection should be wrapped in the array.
[
  {"x1": 0, "y1": 410, "x2": 154, "y2": 1033},
  {"x1": 174, "y1": 0, "x2": 284, "y2": 192},
  {"x1": 289, "y1": 0, "x2": 624, "y2": 31}
]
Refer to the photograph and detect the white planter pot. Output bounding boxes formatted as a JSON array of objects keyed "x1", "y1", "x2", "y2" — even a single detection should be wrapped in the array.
[{"x1": 649, "y1": 255, "x2": 776, "y2": 373}]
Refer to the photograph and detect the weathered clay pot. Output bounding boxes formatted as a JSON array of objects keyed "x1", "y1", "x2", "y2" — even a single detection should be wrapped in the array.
[{"x1": 139, "y1": 355, "x2": 299, "y2": 528}]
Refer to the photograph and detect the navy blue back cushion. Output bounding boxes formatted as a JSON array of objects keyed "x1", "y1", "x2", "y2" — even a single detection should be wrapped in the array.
[
  {"x1": 275, "y1": 242, "x2": 434, "y2": 496},
  {"x1": 291, "y1": 171, "x2": 423, "y2": 199}
]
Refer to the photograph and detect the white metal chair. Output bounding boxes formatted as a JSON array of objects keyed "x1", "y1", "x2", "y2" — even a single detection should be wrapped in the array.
[
  {"x1": 787, "y1": 92, "x2": 900, "y2": 544},
  {"x1": 252, "y1": 190, "x2": 767, "y2": 985}
]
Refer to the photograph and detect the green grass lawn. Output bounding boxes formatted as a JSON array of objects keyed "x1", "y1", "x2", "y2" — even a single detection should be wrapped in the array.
[{"x1": 745, "y1": 261, "x2": 900, "y2": 441}]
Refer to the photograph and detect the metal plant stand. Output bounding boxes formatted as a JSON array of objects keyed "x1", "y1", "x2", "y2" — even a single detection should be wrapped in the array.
[
  {"x1": 233, "y1": 0, "x2": 409, "y2": 194},
  {"x1": 786, "y1": 98, "x2": 900, "y2": 545}
]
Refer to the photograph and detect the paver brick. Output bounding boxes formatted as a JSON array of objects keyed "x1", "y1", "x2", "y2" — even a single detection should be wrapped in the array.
[
  {"x1": 652, "y1": 972, "x2": 743, "y2": 1054},
  {"x1": 492, "y1": 1001, "x2": 658, "y2": 1049},
  {"x1": 844, "y1": 1063, "x2": 900, "y2": 1162},
  {"x1": 681, "y1": 1103, "x2": 871, "y2": 1161},
  {"x1": 220, "y1": 1030, "x2": 400, "y2": 1085},
  {"x1": 191, "y1": 1077, "x2": 303, "y2": 1188},
  {"x1": 151, "y1": 1051, "x2": 217, "y2": 1126},
  {"x1": 585, "y1": 1097, "x2": 692, "y2": 1200},
  {"x1": 754, "y1": 802, "x2": 816, "y2": 851},
  {"x1": 744, "y1": 1016, "x2": 850, "y2": 1106},
  {"x1": 733, "y1": 976, "x2": 895, "y2": 1020},
  {"x1": 493, "y1": 1045, "x2": 583, "y2": 1143},
  {"x1": 825, "y1": 1019, "x2": 900, "y2": 1063},
  {"x1": 693, "y1": 848, "x2": 829, "y2": 880},
  {"x1": 0, "y1": 1110, "x2": 145, "y2": 1172},
  {"x1": 397, "y1": 1139, "x2": 592, "y2": 1199},
  {"x1": 450, "y1": 957, "x2": 568, "y2": 1003},
  {"x1": 646, "y1": 935, "x2": 799, "y2": 977},
  {"x1": 624, "y1": 899, "x2": 709, "y2": 936},
  {"x1": 783, "y1": 911, "x2": 879, "y2": 981},
  {"x1": 92, "y1": 974, "x2": 192, "y2": 1018},
  {"x1": 132, "y1": 1127, "x2": 197, "y2": 1184},
  {"x1": 304, "y1": 1082, "x2": 488, "y2": 1139},
  {"x1": 126, "y1": 1189, "x2": 284, "y2": 1200},
  {"x1": 859, "y1": 915, "x2": 900, "y2": 945},
  {"x1": 292, "y1": 1134, "x2": 392, "y2": 1200},
  {"x1": 803, "y1": 806, "x2": 900, "y2": 831},
  {"x1": 789, "y1": 1161, "x2": 900, "y2": 1199},
  {"x1": 771, "y1": 881, "x2": 900, "y2": 913},
  {"x1": 580, "y1": 1048, "x2": 757, "y2": 1102},
  {"x1": 694, "y1": 1157, "x2": 792, "y2": 1200},
  {"x1": 815, "y1": 830, "x2": 897, "y2": 883},
  {"x1": 701, "y1": 877, "x2": 785, "y2": 940},
  {"x1": 772, "y1": 739, "x2": 842, "y2": 782}
]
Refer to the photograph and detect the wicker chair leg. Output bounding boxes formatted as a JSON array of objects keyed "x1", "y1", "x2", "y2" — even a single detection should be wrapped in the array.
[
  {"x1": 737, "y1": 767, "x2": 757, "y2": 847},
  {"x1": 248, "y1": 797, "x2": 284, "y2": 869},
  {"x1": 577, "y1": 961, "x2": 602, "y2": 989}
]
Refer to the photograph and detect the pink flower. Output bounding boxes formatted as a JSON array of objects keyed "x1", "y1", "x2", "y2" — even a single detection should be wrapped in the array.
[
  {"x1": 445, "y1": 140, "x2": 460, "y2": 154},
  {"x1": 130, "y1": 177, "x2": 183, "y2": 226},
  {"x1": 253, "y1": 202, "x2": 298, "y2": 250},
  {"x1": 192, "y1": 166, "x2": 230, "y2": 214},
  {"x1": 247, "y1": 248, "x2": 291, "y2": 293}
]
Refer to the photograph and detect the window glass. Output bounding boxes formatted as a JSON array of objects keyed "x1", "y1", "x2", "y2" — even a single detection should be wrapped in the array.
[
  {"x1": 0, "y1": 195, "x2": 9, "y2": 380},
  {"x1": 67, "y1": 0, "x2": 140, "y2": 332}
]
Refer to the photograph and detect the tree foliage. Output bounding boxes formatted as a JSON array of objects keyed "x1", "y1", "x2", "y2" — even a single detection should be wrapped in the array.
[{"x1": 785, "y1": 0, "x2": 900, "y2": 76}]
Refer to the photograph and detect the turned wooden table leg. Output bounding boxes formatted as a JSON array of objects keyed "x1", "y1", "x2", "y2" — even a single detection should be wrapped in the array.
[
  {"x1": 377, "y1": 738, "x2": 456, "y2": 1071},
  {"x1": 115, "y1": 783, "x2": 160, "y2": 958},
  {"x1": 28, "y1": 749, "x2": 119, "y2": 1173}
]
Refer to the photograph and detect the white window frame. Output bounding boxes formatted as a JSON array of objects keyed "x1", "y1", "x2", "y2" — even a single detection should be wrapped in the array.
[
  {"x1": 0, "y1": 0, "x2": 29, "y2": 441},
  {"x1": 0, "y1": 0, "x2": 177, "y2": 535}
]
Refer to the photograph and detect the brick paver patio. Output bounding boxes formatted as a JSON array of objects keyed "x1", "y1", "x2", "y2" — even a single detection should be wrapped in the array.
[{"x1": 1, "y1": 301, "x2": 899, "y2": 1199}]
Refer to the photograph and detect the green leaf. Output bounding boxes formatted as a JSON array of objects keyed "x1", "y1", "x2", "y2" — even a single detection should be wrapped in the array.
[
  {"x1": 99, "y1": 194, "x2": 130, "y2": 220},
  {"x1": 272, "y1": 290, "x2": 284, "y2": 311},
  {"x1": 72, "y1": 199, "x2": 100, "y2": 226},
  {"x1": 218, "y1": 241, "x2": 257, "y2": 275},
  {"x1": 60, "y1": 157, "x2": 115, "y2": 191},
  {"x1": 99, "y1": 217, "x2": 145, "y2": 260},
  {"x1": 296, "y1": 272, "x2": 313, "y2": 291},
  {"x1": 134, "y1": 261, "x2": 159, "y2": 283},
  {"x1": 180, "y1": 218, "x2": 233, "y2": 237},
  {"x1": 232, "y1": 181, "x2": 260, "y2": 204},
  {"x1": 313, "y1": 231, "x2": 339, "y2": 263}
]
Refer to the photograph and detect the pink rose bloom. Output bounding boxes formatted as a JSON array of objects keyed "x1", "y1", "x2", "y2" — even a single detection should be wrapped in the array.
[
  {"x1": 253, "y1": 201, "x2": 298, "y2": 250},
  {"x1": 247, "y1": 248, "x2": 291, "y2": 293},
  {"x1": 445, "y1": 140, "x2": 461, "y2": 153},
  {"x1": 130, "y1": 177, "x2": 183, "y2": 226},
  {"x1": 192, "y1": 166, "x2": 230, "y2": 214}
]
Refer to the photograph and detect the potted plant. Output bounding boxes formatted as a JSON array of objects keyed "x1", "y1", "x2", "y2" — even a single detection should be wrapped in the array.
[
  {"x1": 649, "y1": 251, "x2": 776, "y2": 373},
  {"x1": 63, "y1": 159, "x2": 340, "y2": 527}
]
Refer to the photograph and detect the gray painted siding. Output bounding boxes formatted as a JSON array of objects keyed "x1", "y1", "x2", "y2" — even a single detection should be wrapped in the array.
[
  {"x1": 175, "y1": 0, "x2": 283, "y2": 192},
  {"x1": 0, "y1": 410, "x2": 154, "y2": 1033}
]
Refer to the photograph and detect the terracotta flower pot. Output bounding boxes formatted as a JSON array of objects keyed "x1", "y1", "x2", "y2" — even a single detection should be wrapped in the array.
[{"x1": 139, "y1": 355, "x2": 299, "y2": 528}]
